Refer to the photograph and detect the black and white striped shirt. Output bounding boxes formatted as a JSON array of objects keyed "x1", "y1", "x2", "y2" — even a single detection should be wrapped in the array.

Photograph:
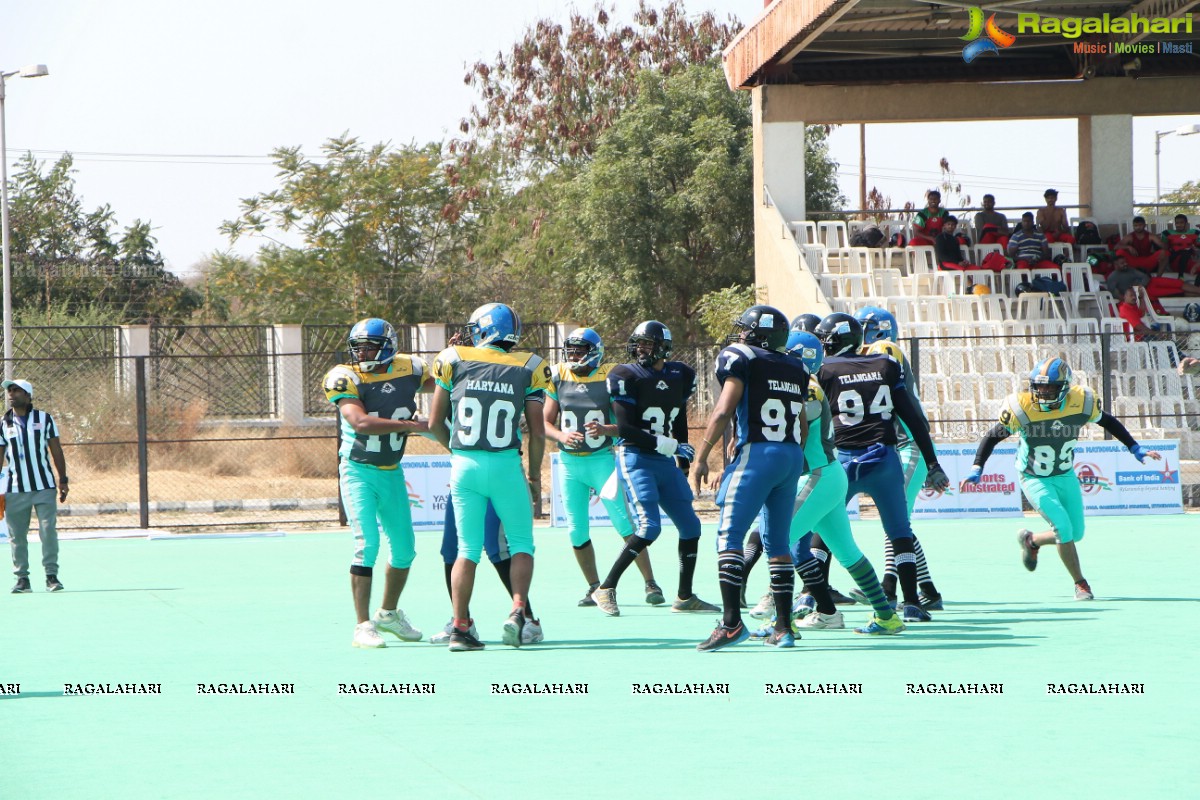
[{"x1": 2, "y1": 409, "x2": 61, "y2": 493}]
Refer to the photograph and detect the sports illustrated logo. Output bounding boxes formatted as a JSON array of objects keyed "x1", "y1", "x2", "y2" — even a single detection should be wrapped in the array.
[
  {"x1": 961, "y1": 7, "x2": 1016, "y2": 63},
  {"x1": 1074, "y1": 462, "x2": 1112, "y2": 495},
  {"x1": 656, "y1": 380, "x2": 669, "y2": 390}
]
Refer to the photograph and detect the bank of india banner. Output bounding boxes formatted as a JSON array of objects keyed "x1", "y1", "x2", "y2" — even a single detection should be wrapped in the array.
[
  {"x1": 914, "y1": 441, "x2": 1182, "y2": 519},
  {"x1": 400, "y1": 455, "x2": 453, "y2": 529}
]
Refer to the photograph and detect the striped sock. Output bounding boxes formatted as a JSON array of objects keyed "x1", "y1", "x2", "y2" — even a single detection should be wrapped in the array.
[
  {"x1": 846, "y1": 556, "x2": 896, "y2": 620},
  {"x1": 769, "y1": 561, "x2": 794, "y2": 631},
  {"x1": 717, "y1": 551, "x2": 745, "y2": 627},
  {"x1": 795, "y1": 557, "x2": 835, "y2": 614},
  {"x1": 913, "y1": 537, "x2": 939, "y2": 597},
  {"x1": 893, "y1": 541, "x2": 919, "y2": 606},
  {"x1": 743, "y1": 530, "x2": 763, "y2": 580}
]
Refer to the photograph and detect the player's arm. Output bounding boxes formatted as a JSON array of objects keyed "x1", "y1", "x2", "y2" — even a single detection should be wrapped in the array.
[
  {"x1": 526, "y1": 396, "x2": 546, "y2": 502},
  {"x1": 611, "y1": 400, "x2": 657, "y2": 450},
  {"x1": 427, "y1": 386, "x2": 452, "y2": 451},
  {"x1": 961, "y1": 423, "x2": 1012, "y2": 488},
  {"x1": 892, "y1": 387, "x2": 948, "y2": 489},
  {"x1": 543, "y1": 395, "x2": 582, "y2": 449},
  {"x1": 692, "y1": 375, "x2": 743, "y2": 492},
  {"x1": 49, "y1": 436, "x2": 69, "y2": 502},
  {"x1": 336, "y1": 398, "x2": 427, "y2": 435},
  {"x1": 1096, "y1": 411, "x2": 1161, "y2": 462}
]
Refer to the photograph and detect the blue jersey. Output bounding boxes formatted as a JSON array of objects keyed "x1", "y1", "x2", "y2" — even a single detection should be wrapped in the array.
[
  {"x1": 715, "y1": 343, "x2": 809, "y2": 449},
  {"x1": 607, "y1": 361, "x2": 696, "y2": 451},
  {"x1": 818, "y1": 352, "x2": 906, "y2": 450}
]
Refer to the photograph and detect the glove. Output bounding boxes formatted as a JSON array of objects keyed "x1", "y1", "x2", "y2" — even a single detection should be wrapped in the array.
[
  {"x1": 675, "y1": 443, "x2": 696, "y2": 463},
  {"x1": 654, "y1": 435, "x2": 679, "y2": 457},
  {"x1": 963, "y1": 465, "x2": 982, "y2": 485},
  {"x1": 1129, "y1": 444, "x2": 1149, "y2": 463},
  {"x1": 925, "y1": 462, "x2": 950, "y2": 491}
]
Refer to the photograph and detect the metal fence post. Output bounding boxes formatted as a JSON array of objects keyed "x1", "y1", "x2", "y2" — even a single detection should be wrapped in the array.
[
  {"x1": 1100, "y1": 331, "x2": 1112, "y2": 440},
  {"x1": 135, "y1": 355, "x2": 150, "y2": 528}
]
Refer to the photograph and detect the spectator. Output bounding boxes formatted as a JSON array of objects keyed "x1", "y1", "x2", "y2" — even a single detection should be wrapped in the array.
[
  {"x1": 910, "y1": 190, "x2": 949, "y2": 247},
  {"x1": 1164, "y1": 214, "x2": 1200, "y2": 278},
  {"x1": 1007, "y1": 212, "x2": 1058, "y2": 270},
  {"x1": 3, "y1": 380, "x2": 68, "y2": 594},
  {"x1": 935, "y1": 216, "x2": 1006, "y2": 273},
  {"x1": 973, "y1": 194, "x2": 1011, "y2": 249},
  {"x1": 1115, "y1": 216, "x2": 1169, "y2": 276},
  {"x1": 1115, "y1": 287, "x2": 1161, "y2": 342},
  {"x1": 1104, "y1": 255, "x2": 1200, "y2": 311},
  {"x1": 1036, "y1": 189, "x2": 1076, "y2": 245}
]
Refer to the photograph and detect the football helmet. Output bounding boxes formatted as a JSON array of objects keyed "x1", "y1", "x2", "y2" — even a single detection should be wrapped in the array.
[
  {"x1": 563, "y1": 327, "x2": 604, "y2": 373},
  {"x1": 731, "y1": 305, "x2": 789, "y2": 352},
  {"x1": 814, "y1": 313, "x2": 864, "y2": 357},
  {"x1": 1029, "y1": 358, "x2": 1072, "y2": 411},
  {"x1": 627, "y1": 320, "x2": 672, "y2": 367},
  {"x1": 791, "y1": 313, "x2": 822, "y2": 334},
  {"x1": 347, "y1": 318, "x2": 397, "y2": 370},
  {"x1": 786, "y1": 330, "x2": 823, "y2": 374},
  {"x1": 853, "y1": 306, "x2": 899, "y2": 344},
  {"x1": 466, "y1": 303, "x2": 522, "y2": 349}
]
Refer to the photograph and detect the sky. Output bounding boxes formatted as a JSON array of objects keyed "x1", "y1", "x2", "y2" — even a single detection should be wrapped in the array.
[{"x1": 3, "y1": 0, "x2": 1198, "y2": 279}]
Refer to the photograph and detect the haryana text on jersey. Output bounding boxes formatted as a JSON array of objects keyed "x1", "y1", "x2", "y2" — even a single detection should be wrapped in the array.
[
  {"x1": 549, "y1": 362, "x2": 616, "y2": 454},
  {"x1": 324, "y1": 356, "x2": 426, "y2": 468},
  {"x1": 607, "y1": 360, "x2": 696, "y2": 449},
  {"x1": 432, "y1": 346, "x2": 550, "y2": 451},
  {"x1": 998, "y1": 386, "x2": 1102, "y2": 477},
  {"x1": 715, "y1": 343, "x2": 808, "y2": 448},
  {"x1": 817, "y1": 352, "x2": 906, "y2": 450}
]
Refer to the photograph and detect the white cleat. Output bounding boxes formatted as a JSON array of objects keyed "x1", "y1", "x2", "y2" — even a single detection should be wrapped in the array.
[
  {"x1": 373, "y1": 608, "x2": 422, "y2": 642},
  {"x1": 796, "y1": 610, "x2": 845, "y2": 629},
  {"x1": 521, "y1": 619, "x2": 544, "y2": 644},
  {"x1": 748, "y1": 592, "x2": 774, "y2": 619},
  {"x1": 352, "y1": 621, "x2": 386, "y2": 648}
]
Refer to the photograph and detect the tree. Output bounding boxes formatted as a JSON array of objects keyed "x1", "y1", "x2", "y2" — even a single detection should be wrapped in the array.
[
  {"x1": 1140, "y1": 181, "x2": 1200, "y2": 220},
  {"x1": 216, "y1": 136, "x2": 471, "y2": 324},
  {"x1": 559, "y1": 61, "x2": 754, "y2": 344},
  {"x1": 6, "y1": 153, "x2": 197, "y2": 324},
  {"x1": 805, "y1": 126, "x2": 846, "y2": 213}
]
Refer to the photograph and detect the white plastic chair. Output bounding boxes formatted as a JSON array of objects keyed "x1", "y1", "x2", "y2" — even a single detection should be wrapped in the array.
[
  {"x1": 818, "y1": 221, "x2": 851, "y2": 268},
  {"x1": 790, "y1": 220, "x2": 818, "y2": 246},
  {"x1": 1061, "y1": 262, "x2": 1098, "y2": 293}
]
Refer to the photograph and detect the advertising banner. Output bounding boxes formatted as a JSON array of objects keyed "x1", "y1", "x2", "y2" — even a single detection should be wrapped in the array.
[
  {"x1": 913, "y1": 444, "x2": 1024, "y2": 519},
  {"x1": 400, "y1": 455, "x2": 454, "y2": 529},
  {"x1": 1073, "y1": 439, "x2": 1182, "y2": 515}
]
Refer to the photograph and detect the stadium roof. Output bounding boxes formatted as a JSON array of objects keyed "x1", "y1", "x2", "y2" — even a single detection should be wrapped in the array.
[{"x1": 723, "y1": 0, "x2": 1200, "y2": 88}]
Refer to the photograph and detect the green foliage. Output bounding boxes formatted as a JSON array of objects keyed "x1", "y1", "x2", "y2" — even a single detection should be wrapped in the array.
[
  {"x1": 216, "y1": 136, "x2": 471, "y2": 324},
  {"x1": 695, "y1": 284, "x2": 758, "y2": 344},
  {"x1": 805, "y1": 127, "x2": 847, "y2": 213},
  {"x1": 6, "y1": 153, "x2": 198, "y2": 324},
  {"x1": 1139, "y1": 181, "x2": 1200, "y2": 220},
  {"x1": 558, "y1": 61, "x2": 754, "y2": 344}
]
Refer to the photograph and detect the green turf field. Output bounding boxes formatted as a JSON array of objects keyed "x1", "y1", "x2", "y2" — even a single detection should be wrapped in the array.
[{"x1": 4, "y1": 515, "x2": 1196, "y2": 799}]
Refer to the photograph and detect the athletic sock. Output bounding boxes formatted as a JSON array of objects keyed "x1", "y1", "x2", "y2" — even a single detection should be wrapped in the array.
[
  {"x1": 443, "y1": 562, "x2": 453, "y2": 597},
  {"x1": 677, "y1": 538, "x2": 700, "y2": 600},
  {"x1": 809, "y1": 535, "x2": 833, "y2": 583},
  {"x1": 846, "y1": 556, "x2": 896, "y2": 619},
  {"x1": 492, "y1": 558, "x2": 534, "y2": 620},
  {"x1": 795, "y1": 557, "x2": 835, "y2": 615},
  {"x1": 882, "y1": 536, "x2": 897, "y2": 599},
  {"x1": 913, "y1": 536, "x2": 938, "y2": 597},
  {"x1": 743, "y1": 530, "x2": 763, "y2": 581},
  {"x1": 600, "y1": 535, "x2": 651, "y2": 590},
  {"x1": 769, "y1": 562, "x2": 794, "y2": 631},
  {"x1": 717, "y1": 551, "x2": 745, "y2": 627},
  {"x1": 891, "y1": 538, "x2": 920, "y2": 606}
]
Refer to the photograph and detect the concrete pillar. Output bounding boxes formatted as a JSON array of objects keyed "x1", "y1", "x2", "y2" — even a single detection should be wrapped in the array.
[
  {"x1": 760, "y1": 92, "x2": 808, "y2": 224},
  {"x1": 1078, "y1": 114, "x2": 1133, "y2": 228},
  {"x1": 117, "y1": 325, "x2": 151, "y2": 393},
  {"x1": 272, "y1": 324, "x2": 304, "y2": 425},
  {"x1": 415, "y1": 324, "x2": 447, "y2": 355}
]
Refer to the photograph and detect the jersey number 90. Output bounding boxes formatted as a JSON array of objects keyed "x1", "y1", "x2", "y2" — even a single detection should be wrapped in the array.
[{"x1": 456, "y1": 398, "x2": 518, "y2": 448}]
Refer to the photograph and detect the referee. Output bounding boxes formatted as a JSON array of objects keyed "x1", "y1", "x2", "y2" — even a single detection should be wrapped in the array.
[{"x1": 3, "y1": 380, "x2": 69, "y2": 593}]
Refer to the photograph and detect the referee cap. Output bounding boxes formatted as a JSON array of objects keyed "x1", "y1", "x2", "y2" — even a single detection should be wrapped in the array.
[{"x1": 2, "y1": 379, "x2": 32, "y2": 397}]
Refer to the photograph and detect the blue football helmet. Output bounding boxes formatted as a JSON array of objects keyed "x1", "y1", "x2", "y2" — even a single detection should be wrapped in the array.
[
  {"x1": 786, "y1": 330, "x2": 823, "y2": 374},
  {"x1": 467, "y1": 303, "x2": 522, "y2": 349},
  {"x1": 563, "y1": 327, "x2": 604, "y2": 373},
  {"x1": 347, "y1": 318, "x2": 397, "y2": 370},
  {"x1": 628, "y1": 320, "x2": 672, "y2": 367},
  {"x1": 791, "y1": 313, "x2": 822, "y2": 334},
  {"x1": 854, "y1": 305, "x2": 899, "y2": 344},
  {"x1": 814, "y1": 313, "x2": 864, "y2": 358},
  {"x1": 1030, "y1": 358, "x2": 1072, "y2": 411}
]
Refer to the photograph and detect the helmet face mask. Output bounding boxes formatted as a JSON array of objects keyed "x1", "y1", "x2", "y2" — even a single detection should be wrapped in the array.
[
  {"x1": 731, "y1": 305, "x2": 789, "y2": 352},
  {"x1": 814, "y1": 313, "x2": 864, "y2": 357},
  {"x1": 348, "y1": 318, "x2": 398, "y2": 371},
  {"x1": 627, "y1": 321, "x2": 672, "y2": 367},
  {"x1": 467, "y1": 303, "x2": 522, "y2": 349},
  {"x1": 1029, "y1": 358, "x2": 1072, "y2": 411},
  {"x1": 563, "y1": 327, "x2": 604, "y2": 373}
]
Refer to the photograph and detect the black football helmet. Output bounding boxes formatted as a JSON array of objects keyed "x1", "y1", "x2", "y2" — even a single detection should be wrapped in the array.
[
  {"x1": 815, "y1": 312, "x2": 864, "y2": 357},
  {"x1": 730, "y1": 304, "x2": 789, "y2": 352},
  {"x1": 627, "y1": 320, "x2": 673, "y2": 367},
  {"x1": 791, "y1": 313, "x2": 822, "y2": 334}
]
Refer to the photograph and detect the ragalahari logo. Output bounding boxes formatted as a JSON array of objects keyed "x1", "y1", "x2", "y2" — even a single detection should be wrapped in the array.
[{"x1": 961, "y1": 7, "x2": 1017, "y2": 63}]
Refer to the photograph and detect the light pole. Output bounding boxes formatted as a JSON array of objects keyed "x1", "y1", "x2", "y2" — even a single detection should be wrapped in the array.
[
  {"x1": 1155, "y1": 122, "x2": 1200, "y2": 213},
  {"x1": 1, "y1": 64, "x2": 49, "y2": 381}
]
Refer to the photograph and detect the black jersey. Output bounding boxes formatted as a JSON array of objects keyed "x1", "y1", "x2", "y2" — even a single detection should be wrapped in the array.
[
  {"x1": 607, "y1": 361, "x2": 696, "y2": 450},
  {"x1": 715, "y1": 343, "x2": 809, "y2": 448},
  {"x1": 817, "y1": 352, "x2": 906, "y2": 450}
]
